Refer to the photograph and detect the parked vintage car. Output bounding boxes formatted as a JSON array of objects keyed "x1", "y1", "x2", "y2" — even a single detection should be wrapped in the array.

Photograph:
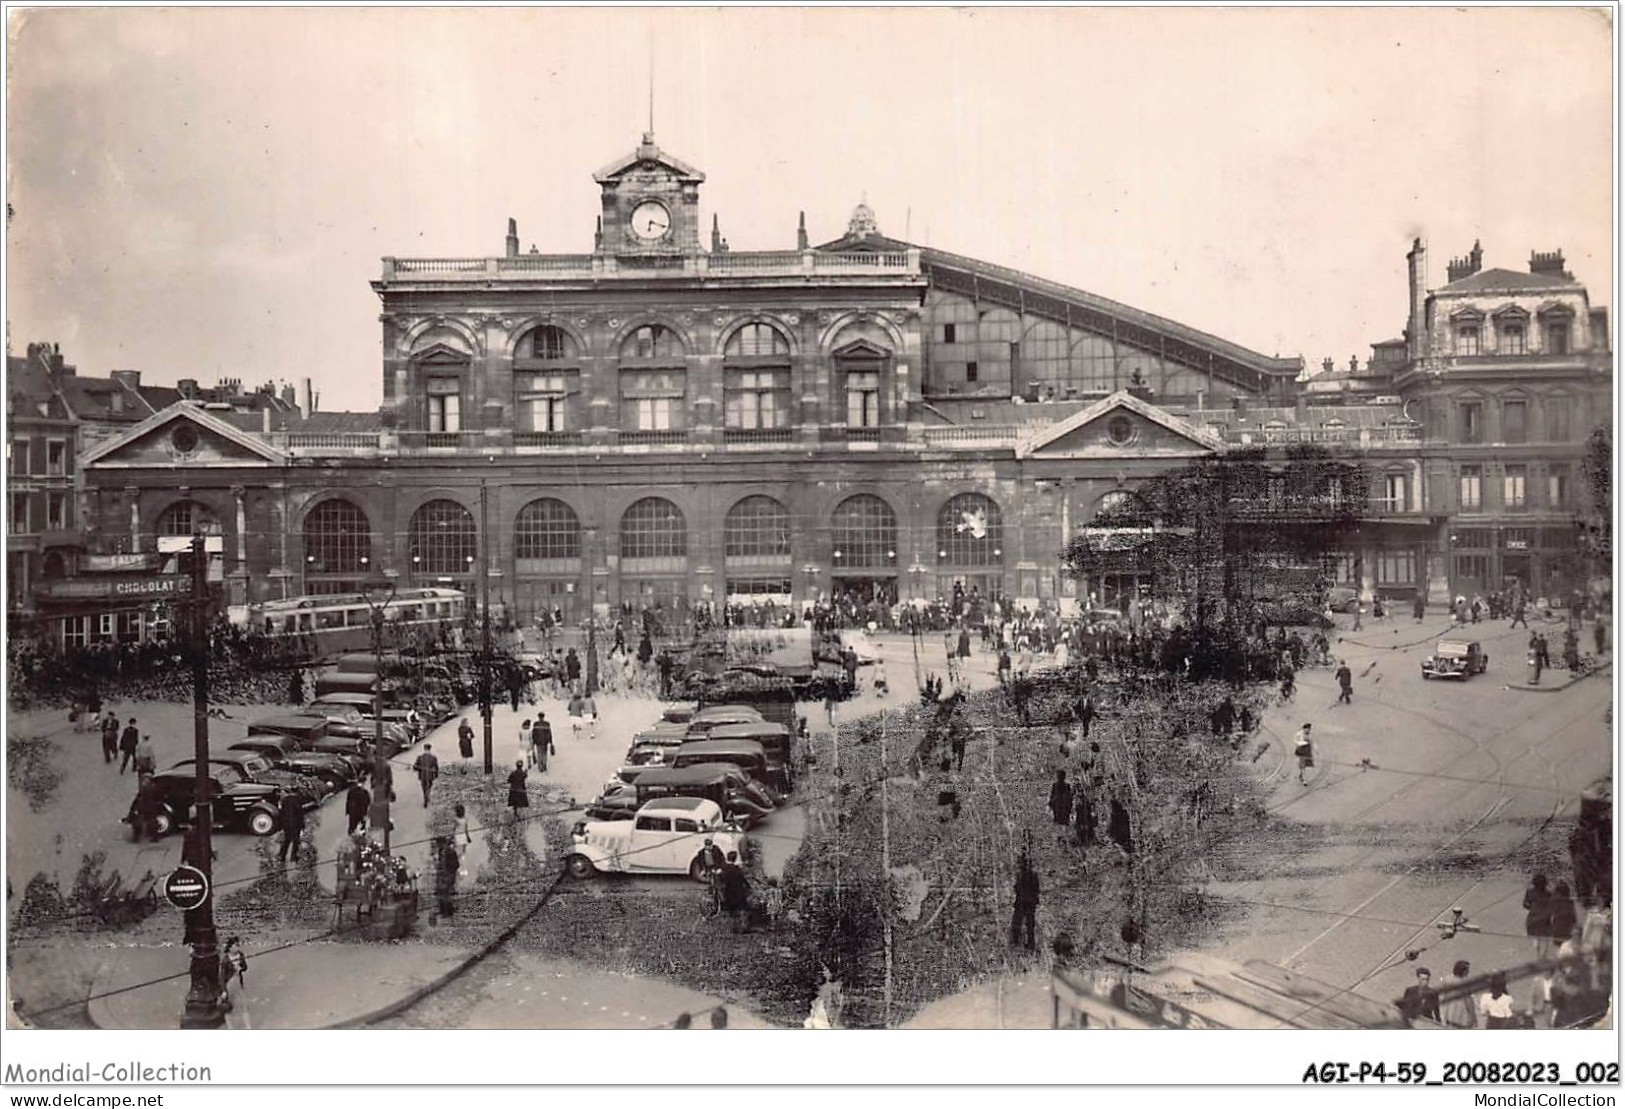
[
  {"x1": 228, "y1": 734, "x2": 357, "y2": 793},
  {"x1": 704, "y1": 721, "x2": 794, "y2": 792},
  {"x1": 130, "y1": 766, "x2": 285, "y2": 837},
  {"x1": 1326, "y1": 586, "x2": 1360, "y2": 613},
  {"x1": 669, "y1": 738, "x2": 775, "y2": 794},
  {"x1": 684, "y1": 705, "x2": 765, "y2": 738},
  {"x1": 588, "y1": 764, "x2": 776, "y2": 827},
  {"x1": 567, "y1": 797, "x2": 745, "y2": 880},
  {"x1": 1421, "y1": 639, "x2": 1489, "y2": 680},
  {"x1": 169, "y1": 752, "x2": 325, "y2": 808}
]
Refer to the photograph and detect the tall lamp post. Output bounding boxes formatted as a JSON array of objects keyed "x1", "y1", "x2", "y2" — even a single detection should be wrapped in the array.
[
  {"x1": 180, "y1": 532, "x2": 224, "y2": 1028},
  {"x1": 361, "y1": 574, "x2": 397, "y2": 854}
]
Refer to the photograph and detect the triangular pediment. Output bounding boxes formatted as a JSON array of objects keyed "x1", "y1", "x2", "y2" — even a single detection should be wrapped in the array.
[
  {"x1": 412, "y1": 343, "x2": 472, "y2": 365},
  {"x1": 81, "y1": 402, "x2": 287, "y2": 470},
  {"x1": 593, "y1": 135, "x2": 705, "y2": 185},
  {"x1": 833, "y1": 339, "x2": 890, "y2": 360},
  {"x1": 1016, "y1": 391, "x2": 1224, "y2": 460}
]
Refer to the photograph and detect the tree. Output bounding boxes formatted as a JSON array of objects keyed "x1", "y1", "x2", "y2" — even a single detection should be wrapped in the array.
[
  {"x1": 1061, "y1": 446, "x2": 1371, "y2": 639},
  {"x1": 1581, "y1": 424, "x2": 1611, "y2": 568}
]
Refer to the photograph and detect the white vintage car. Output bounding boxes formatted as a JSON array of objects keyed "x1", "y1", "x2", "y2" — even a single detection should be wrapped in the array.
[{"x1": 567, "y1": 797, "x2": 745, "y2": 881}]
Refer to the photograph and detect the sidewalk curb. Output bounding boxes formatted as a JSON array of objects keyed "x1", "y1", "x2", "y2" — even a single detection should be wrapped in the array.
[{"x1": 1505, "y1": 660, "x2": 1612, "y2": 695}]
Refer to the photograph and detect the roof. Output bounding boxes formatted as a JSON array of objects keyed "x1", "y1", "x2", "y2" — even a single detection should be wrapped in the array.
[
  {"x1": 1189, "y1": 404, "x2": 1412, "y2": 432},
  {"x1": 592, "y1": 133, "x2": 705, "y2": 184},
  {"x1": 1016, "y1": 389, "x2": 1227, "y2": 458},
  {"x1": 633, "y1": 764, "x2": 739, "y2": 786},
  {"x1": 641, "y1": 796, "x2": 713, "y2": 812},
  {"x1": 217, "y1": 410, "x2": 383, "y2": 435},
  {"x1": 674, "y1": 739, "x2": 767, "y2": 756},
  {"x1": 708, "y1": 722, "x2": 790, "y2": 738},
  {"x1": 79, "y1": 400, "x2": 291, "y2": 467},
  {"x1": 1438, "y1": 267, "x2": 1579, "y2": 294}
]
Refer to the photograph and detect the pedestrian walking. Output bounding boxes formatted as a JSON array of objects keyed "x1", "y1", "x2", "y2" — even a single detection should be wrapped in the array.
[
  {"x1": 1413, "y1": 593, "x2": 1427, "y2": 623},
  {"x1": 277, "y1": 792, "x2": 305, "y2": 865},
  {"x1": 434, "y1": 838, "x2": 461, "y2": 921},
  {"x1": 996, "y1": 648, "x2": 1011, "y2": 687},
  {"x1": 1010, "y1": 853, "x2": 1040, "y2": 952},
  {"x1": 530, "y1": 715, "x2": 555, "y2": 772},
  {"x1": 1524, "y1": 873, "x2": 1554, "y2": 959},
  {"x1": 1075, "y1": 692, "x2": 1095, "y2": 739},
  {"x1": 568, "y1": 691, "x2": 598, "y2": 740},
  {"x1": 1048, "y1": 770, "x2": 1074, "y2": 831},
  {"x1": 519, "y1": 719, "x2": 533, "y2": 766},
  {"x1": 1334, "y1": 660, "x2": 1353, "y2": 704},
  {"x1": 1397, "y1": 967, "x2": 1441, "y2": 1024},
  {"x1": 100, "y1": 711, "x2": 120, "y2": 764},
  {"x1": 1439, "y1": 960, "x2": 1478, "y2": 1028},
  {"x1": 506, "y1": 760, "x2": 530, "y2": 822},
  {"x1": 345, "y1": 781, "x2": 371, "y2": 835},
  {"x1": 1294, "y1": 724, "x2": 1315, "y2": 785},
  {"x1": 133, "y1": 735, "x2": 156, "y2": 783},
  {"x1": 457, "y1": 718, "x2": 475, "y2": 766},
  {"x1": 413, "y1": 745, "x2": 440, "y2": 808},
  {"x1": 219, "y1": 937, "x2": 250, "y2": 1029},
  {"x1": 720, "y1": 852, "x2": 751, "y2": 933},
  {"x1": 1594, "y1": 616, "x2": 1608, "y2": 657},
  {"x1": 1548, "y1": 880, "x2": 1579, "y2": 951},
  {"x1": 949, "y1": 717, "x2": 969, "y2": 773},
  {"x1": 1073, "y1": 784, "x2": 1096, "y2": 847},
  {"x1": 1477, "y1": 974, "x2": 1522, "y2": 1029},
  {"x1": 117, "y1": 718, "x2": 140, "y2": 773},
  {"x1": 1511, "y1": 600, "x2": 1529, "y2": 628},
  {"x1": 130, "y1": 778, "x2": 160, "y2": 843},
  {"x1": 451, "y1": 801, "x2": 473, "y2": 847},
  {"x1": 565, "y1": 647, "x2": 582, "y2": 689},
  {"x1": 1108, "y1": 797, "x2": 1134, "y2": 854}
]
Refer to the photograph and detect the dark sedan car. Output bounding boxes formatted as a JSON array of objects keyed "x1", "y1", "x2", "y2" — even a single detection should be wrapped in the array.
[
  {"x1": 129, "y1": 767, "x2": 284, "y2": 837},
  {"x1": 170, "y1": 752, "x2": 324, "y2": 808},
  {"x1": 228, "y1": 735, "x2": 356, "y2": 793}
]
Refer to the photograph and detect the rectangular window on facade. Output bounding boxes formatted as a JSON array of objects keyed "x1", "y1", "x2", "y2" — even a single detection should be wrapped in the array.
[
  {"x1": 621, "y1": 370, "x2": 686, "y2": 432},
  {"x1": 725, "y1": 370, "x2": 788, "y2": 429},
  {"x1": 98, "y1": 613, "x2": 115, "y2": 638},
  {"x1": 846, "y1": 369, "x2": 880, "y2": 428},
  {"x1": 1377, "y1": 551, "x2": 1416, "y2": 585},
  {"x1": 1456, "y1": 326, "x2": 1481, "y2": 356},
  {"x1": 10, "y1": 492, "x2": 30, "y2": 534},
  {"x1": 46, "y1": 493, "x2": 65, "y2": 530},
  {"x1": 1459, "y1": 402, "x2": 1482, "y2": 443},
  {"x1": 1548, "y1": 466, "x2": 1570, "y2": 508},
  {"x1": 1459, "y1": 465, "x2": 1482, "y2": 511},
  {"x1": 1499, "y1": 323, "x2": 1527, "y2": 355},
  {"x1": 63, "y1": 615, "x2": 89, "y2": 649},
  {"x1": 46, "y1": 440, "x2": 65, "y2": 476},
  {"x1": 1502, "y1": 399, "x2": 1527, "y2": 443},
  {"x1": 116, "y1": 612, "x2": 142, "y2": 643},
  {"x1": 1454, "y1": 553, "x2": 1490, "y2": 583},
  {"x1": 517, "y1": 373, "x2": 570, "y2": 432},
  {"x1": 966, "y1": 361, "x2": 979, "y2": 383},
  {"x1": 943, "y1": 324, "x2": 956, "y2": 343},
  {"x1": 426, "y1": 377, "x2": 461, "y2": 433},
  {"x1": 1503, "y1": 465, "x2": 1527, "y2": 510},
  {"x1": 1545, "y1": 398, "x2": 1571, "y2": 441},
  {"x1": 10, "y1": 438, "x2": 29, "y2": 476},
  {"x1": 1382, "y1": 473, "x2": 1408, "y2": 513},
  {"x1": 1546, "y1": 321, "x2": 1570, "y2": 354}
]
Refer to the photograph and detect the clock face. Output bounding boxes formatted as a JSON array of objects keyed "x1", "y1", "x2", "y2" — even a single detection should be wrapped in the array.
[{"x1": 629, "y1": 200, "x2": 671, "y2": 242}]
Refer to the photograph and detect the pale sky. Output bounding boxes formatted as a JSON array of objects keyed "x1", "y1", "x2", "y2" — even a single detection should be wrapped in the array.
[{"x1": 6, "y1": 6, "x2": 1614, "y2": 411}]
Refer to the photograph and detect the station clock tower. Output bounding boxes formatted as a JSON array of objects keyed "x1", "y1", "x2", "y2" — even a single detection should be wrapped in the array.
[{"x1": 592, "y1": 132, "x2": 706, "y2": 256}]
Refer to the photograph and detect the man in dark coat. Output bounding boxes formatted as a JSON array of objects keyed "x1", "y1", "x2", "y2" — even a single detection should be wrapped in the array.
[
  {"x1": 1413, "y1": 593, "x2": 1427, "y2": 622},
  {"x1": 1108, "y1": 797, "x2": 1134, "y2": 854},
  {"x1": 1397, "y1": 967, "x2": 1441, "y2": 1024},
  {"x1": 1010, "y1": 854, "x2": 1040, "y2": 951},
  {"x1": 277, "y1": 792, "x2": 306, "y2": 864},
  {"x1": 531, "y1": 716, "x2": 554, "y2": 772},
  {"x1": 1334, "y1": 661, "x2": 1354, "y2": 704},
  {"x1": 118, "y1": 718, "x2": 140, "y2": 774},
  {"x1": 949, "y1": 715, "x2": 970, "y2": 772},
  {"x1": 101, "y1": 711, "x2": 121, "y2": 764},
  {"x1": 565, "y1": 648, "x2": 582, "y2": 687},
  {"x1": 719, "y1": 852, "x2": 751, "y2": 933},
  {"x1": 1048, "y1": 770, "x2": 1074, "y2": 829},
  {"x1": 1074, "y1": 692, "x2": 1095, "y2": 739},
  {"x1": 699, "y1": 837, "x2": 726, "y2": 915},
  {"x1": 1073, "y1": 785, "x2": 1096, "y2": 847},
  {"x1": 434, "y1": 839, "x2": 460, "y2": 920},
  {"x1": 130, "y1": 778, "x2": 160, "y2": 843},
  {"x1": 412, "y1": 744, "x2": 440, "y2": 807},
  {"x1": 344, "y1": 781, "x2": 371, "y2": 835},
  {"x1": 637, "y1": 632, "x2": 654, "y2": 667}
]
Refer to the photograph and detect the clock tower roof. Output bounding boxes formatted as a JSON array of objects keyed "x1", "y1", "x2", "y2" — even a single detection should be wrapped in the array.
[{"x1": 592, "y1": 132, "x2": 706, "y2": 185}]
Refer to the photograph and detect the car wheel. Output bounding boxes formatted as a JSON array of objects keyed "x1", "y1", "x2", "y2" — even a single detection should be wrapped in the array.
[
  {"x1": 320, "y1": 773, "x2": 345, "y2": 792},
  {"x1": 247, "y1": 809, "x2": 278, "y2": 837},
  {"x1": 567, "y1": 854, "x2": 596, "y2": 880},
  {"x1": 688, "y1": 856, "x2": 709, "y2": 883},
  {"x1": 152, "y1": 809, "x2": 174, "y2": 837}
]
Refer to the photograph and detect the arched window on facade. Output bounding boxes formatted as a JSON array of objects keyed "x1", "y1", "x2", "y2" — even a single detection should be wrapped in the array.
[
  {"x1": 302, "y1": 498, "x2": 372, "y2": 594},
  {"x1": 724, "y1": 494, "x2": 792, "y2": 600},
  {"x1": 620, "y1": 497, "x2": 687, "y2": 560},
  {"x1": 830, "y1": 494, "x2": 897, "y2": 568},
  {"x1": 514, "y1": 498, "x2": 582, "y2": 564},
  {"x1": 408, "y1": 500, "x2": 477, "y2": 577},
  {"x1": 156, "y1": 500, "x2": 222, "y2": 536},
  {"x1": 723, "y1": 323, "x2": 791, "y2": 432},
  {"x1": 515, "y1": 326, "x2": 580, "y2": 435},
  {"x1": 937, "y1": 494, "x2": 1004, "y2": 566}
]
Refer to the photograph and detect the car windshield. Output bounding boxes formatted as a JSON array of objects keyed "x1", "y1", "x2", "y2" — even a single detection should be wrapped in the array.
[{"x1": 213, "y1": 766, "x2": 245, "y2": 786}]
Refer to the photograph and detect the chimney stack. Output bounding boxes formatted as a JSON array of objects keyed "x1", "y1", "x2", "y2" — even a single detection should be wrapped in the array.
[
  {"x1": 505, "y1": 217, "x2": 519, "y2": 259},
  {"x1": 263, "y1": 407, "x2": 272, "y2": 435},
  {"x1": 797, "y1": 211, "x2": 809, "y2": 251},
  {"x1": 1405, "y1": 238, "x2": 1428, "y2": 362},
  {"x1": 1446, "y1": 239, "x2": 1484, "y2": 283},
  {"x1": 1530, "y1": 249, "x2": 1569, "y2": 279},
  {"x1": 178, "y1": 378, "x2": 199, "y2": 400},
  {"x1": 1322, "y1": 357, "x2": 1335, "y2": 375},
  {"x1": 279, "y1": 382, "x2": 296, "y2": 409},
  {"x1": 302, "y1": 377, "x2": 315, "y2": 417},
  {"x1": 594, "y1": 216, "x2": 603, "y2": 252},
  {"x1": 109, "y1": 369, "x2": 141, "y2": 390}
]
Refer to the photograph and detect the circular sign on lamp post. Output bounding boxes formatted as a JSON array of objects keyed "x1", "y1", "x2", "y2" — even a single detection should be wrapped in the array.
[{"x1": 164, "y1": 865, "x2": 211, "y2": 912}]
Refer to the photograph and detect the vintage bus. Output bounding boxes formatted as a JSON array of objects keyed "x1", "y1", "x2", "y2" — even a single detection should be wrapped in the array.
[{"x1": 245, "y1": 588, "x2": 467, "y2": 657}]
